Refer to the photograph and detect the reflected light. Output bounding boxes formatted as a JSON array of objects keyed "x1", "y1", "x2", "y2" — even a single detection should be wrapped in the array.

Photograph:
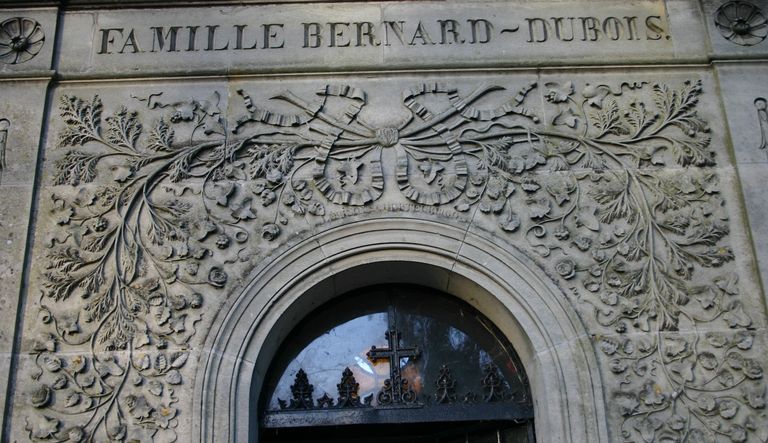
[{"x1": 355, "y1": 355, "x2": 374, "y2": 374}]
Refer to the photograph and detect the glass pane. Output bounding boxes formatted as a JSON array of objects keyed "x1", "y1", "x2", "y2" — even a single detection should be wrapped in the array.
[
  {"x1": 263, "y1": 285, "x2": 530, "y2": 413},
  {"x1": 268, "y1": 312, "x2": 388, "y2": 410}
]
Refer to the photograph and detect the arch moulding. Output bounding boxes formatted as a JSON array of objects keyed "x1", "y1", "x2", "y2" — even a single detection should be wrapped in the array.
[{"x1": 193, "y1": 217, "x2": 610, "y2": 443}]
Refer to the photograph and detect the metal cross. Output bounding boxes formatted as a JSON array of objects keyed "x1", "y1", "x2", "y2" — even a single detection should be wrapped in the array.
[{"x1": 367, "y1": 329, "x2": 420, "y2": 405}]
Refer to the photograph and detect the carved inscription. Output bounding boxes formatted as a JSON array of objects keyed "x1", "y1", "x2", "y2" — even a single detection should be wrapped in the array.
[
  {"x1": 26, "y1": 79, "x2": 766, "y2": 442},
  {"x1": 525, "y1": 15, "x2": 667, "y2": 42},
  {"x1": 95, "y1": 14, "x2": 669, "y2": 55}
]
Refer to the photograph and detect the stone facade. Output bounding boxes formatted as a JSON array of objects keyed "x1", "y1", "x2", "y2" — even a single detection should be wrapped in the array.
[{"x1": 1, "y1": 0, "x2": 768, "y2": 442}]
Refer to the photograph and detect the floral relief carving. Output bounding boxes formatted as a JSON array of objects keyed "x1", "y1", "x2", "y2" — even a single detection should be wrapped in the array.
[
  {"x1": 0, "y1": 17, "x2": 45, "y2": 65},
  {"x1": 28, "y1": 78, "x2": 765, "y2": 442},
  {"x1": 714, "y1": 1, "x2": 768, "y2": 47}
]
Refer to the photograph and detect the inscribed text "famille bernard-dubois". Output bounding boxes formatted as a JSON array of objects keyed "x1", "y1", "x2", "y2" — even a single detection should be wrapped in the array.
[{"x1": 96, "y1": 15, "x2": 669, "y2": 54}]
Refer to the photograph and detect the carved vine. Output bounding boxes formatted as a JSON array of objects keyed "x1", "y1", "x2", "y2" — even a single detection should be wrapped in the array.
[{"x1": 27, "y1": 79, "x2": 766, "y2": 442}]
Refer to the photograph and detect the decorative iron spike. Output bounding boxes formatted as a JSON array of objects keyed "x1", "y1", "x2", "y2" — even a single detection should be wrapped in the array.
[
  {"x1": 316, "y1": 393, "x2": 334, "y2": 408},
  {"x1": 336, "y1": 367, "x2": 362, "y2": 408},
  {"x1": 288, "y1": 368, "x2": 315, "y2": 409},
  {"x1": 481, "y1": 364, "x2": 506, "y2": 403},
  {"x1": 434, "y1": 364, "x2": 457, "y2": 404}
]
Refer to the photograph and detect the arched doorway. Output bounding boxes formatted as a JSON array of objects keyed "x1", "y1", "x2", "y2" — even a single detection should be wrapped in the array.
[
  {"x1": 193, "y1": 218, "x2": 609, "y2": 443},
  {"x1": 259, "y1": 284, "x2": 534, "y2": 442}
]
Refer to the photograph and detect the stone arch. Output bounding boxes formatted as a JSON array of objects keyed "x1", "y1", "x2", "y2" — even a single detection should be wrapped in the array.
[{"x1": 193, "y1": 218, "x2": 610, "y2": 443}]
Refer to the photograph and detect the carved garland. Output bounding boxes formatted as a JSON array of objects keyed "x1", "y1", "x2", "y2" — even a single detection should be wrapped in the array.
[{"x1": 26, "y1": 79, "x2": 766, "y2": 442}]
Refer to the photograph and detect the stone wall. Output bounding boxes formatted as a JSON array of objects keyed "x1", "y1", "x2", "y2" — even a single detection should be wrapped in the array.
[{"x1": 1, "y1": 1, "x2": 768, "y2": 442}]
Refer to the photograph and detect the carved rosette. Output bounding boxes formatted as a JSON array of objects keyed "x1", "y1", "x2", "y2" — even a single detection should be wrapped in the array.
[
  {"x1": 25, "y1": 77, "x2": 767, "y2": 442},
  {"x1": 0, "y1": 17, "x2": 45, "y2": 64},
  {"x1": 714, "y1": 1, "x2": 768, "y2": 46}
]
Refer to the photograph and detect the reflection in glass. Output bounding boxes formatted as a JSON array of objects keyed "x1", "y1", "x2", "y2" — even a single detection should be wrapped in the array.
[{"x1": 264, "y1": 285, "x2": 529, "y2": 410}]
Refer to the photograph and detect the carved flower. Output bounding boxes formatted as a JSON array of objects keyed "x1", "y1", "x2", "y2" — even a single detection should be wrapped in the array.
[
  {"x1": 640, "y1": 381, "x2": 666, "y2": 406},
  {"x1": 58, "y1": 313, "x2": 80, "y2": 336},
  {"x1": 734, "y1": 331, "x2": 754, "y2": 350},
  {"x1": 266, "y1": 168, "x2": 284, "y2": 184},
  {"x1": 726, "y1": 351, "x2": 744, "y2": 369},
  {"x1": 108, "y1": 424, "x2": 126, "y2": 440},
  {"x1": 93, "y1": 217, "x2": 108, "y2": 232},
  {"x1": 499, "y1": 213, "x2": 521, "y2": 232},
  {"x1": 554, "y1": 258, "x2": 576, "y2": 279},
  {"x1": 544, "y1": 81, "x2": 573, "y2": 103},
  {"x1": 31, "y1": 384, "x2": 51, "y2": 408},
  {"x1": 613, "y1": 391, "x2": 639, "y2": 416},
  {"x1": 262, "y1": 223, "x2": 281, "y2": 241},
  {"x1": 188, "y1": 292, "x2": 203, "y2": 309},
  {"x1": 609, "y1": 359, "x2": 627, "y2": 373},
  {"x1": 719, "y1": 399, "x2": 739, "y2": 419},
  {"x1": 706, "y1": 332, "x2": 729, "y2": 348},
  {"x1": 155, "y1": 405, "x2": 178, "y2": 428},
  {"x1": 553, "y1": 227, "x2": 570, "y2": 240},
  {"x1": 169, "y1": 100, "x2": 197, "y2": 123},
  {"x1": 185, "y1": 262, "x2": 199, "y2": 276},
  {"x1": 67, "y1": 426, "x2": 86, "y2": 442},
  {"x1": 251, "y1": 180, "x2": 267, "y2": 194},
  {"x1": 30, "y1": 415, "x2": 59, "y2": 439},
  {"x1": 697, "y1": 394, "x2": 717, "y2": 413},
  {"x1": 215, "y1": 234, "x2": 230, "y2": 250},
  {"x1": 527, "y1": 198, "x2": 550, "y2": 219},
  {"x1": 32, "y1": 333, "x2": 56, "y2": 353},
  {"x1": 545, "y1": 174, "x2": 576, "y2": 205},
  {"x1": 742, "y1": 358, "x2": 763, "y2": 379},
  {"x1": 667, "y1": 414, "x2": 687, "y2": 431},
  {"x1": 573, "y1": 235, "x2": 592, "y2": 251},
  {"x1": 719, "y1": 369, "x2": 736, "y2": 387},
  {"x1": 70, "y1": 355, "x2": 86, "y2": 373},
  {"x1": 207, "y1": 267, "x2": 228, "y2": 287},
  {"x1": 600, "y1": 292, "x2": 618, "y2": 306},
  {"x1": 598, "y1": 337, "x2": 619, "y2": 355},
  {"x1": 729, "y1": 424, "x2": 747, "y2": 443},
  {"x1": 714, "y1": 1, "x2": 768, "y2": 47},
  {"x1": 125, "y1": 394, "x2": 154, "y2": 420},
  {"x1": 633, "y1": 415, "x2": 662, "y2": 442},
  {"x1": 307, "y1": 201, "x2": 325, "y2": 216},
  {"x1": 0, "y1": 17, "x2": 45, "y2": 65},
  {"x1": 742, "y1": 386, "x2": 766, "y2": 409},
  {"x1": 663, "y1": 336, "x2": 689, "y2": 358},
  {"x1": 51, "y1": 375, "x2": 67, "y2": 390},
  {"x1": 260, "y1": 190, "x2": 276, "y2": 206},
  {"x1": 698, "y1": 352, "x2": 718, "y2": 370},
  {"x1": 189, "y1": 219, "x2": 216, "y2": 242}
]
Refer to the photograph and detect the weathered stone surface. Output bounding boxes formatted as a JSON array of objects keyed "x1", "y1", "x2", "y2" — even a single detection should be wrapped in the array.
[
  {"x1": 52, "y1": 0, "x2": 708, "y2": 78},
  {"x1": 2, "y1": 1, "x2": 768, "y2": 442},
  {"x1": 716, "y1": 62, "x2": 768, "y2": 302},
  {"x1": 0, "y1": 10, "x2": 56, "y2": 76},
  {"x1": 0, "y1": 79, "x2": 48, "y2": 437}
]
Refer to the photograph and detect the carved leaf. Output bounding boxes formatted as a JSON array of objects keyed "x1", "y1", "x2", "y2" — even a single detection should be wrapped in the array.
[
  {"x1": 147, "y1": 118, "x2": 175, "y2": 151},
  {"x1": 106, "y1": 107, "x2": 142, "y2": 150},
  {"x1": 53, "y1": 150, "x2": 101, "y2": 186},
  {"x1": 58, "y1": 95, "x2": 102, "y2": 147}
]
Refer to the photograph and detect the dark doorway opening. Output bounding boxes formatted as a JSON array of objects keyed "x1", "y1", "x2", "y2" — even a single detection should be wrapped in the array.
[{"x1": 259, "y1": 285, "x2": 534, "y2": 442}]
